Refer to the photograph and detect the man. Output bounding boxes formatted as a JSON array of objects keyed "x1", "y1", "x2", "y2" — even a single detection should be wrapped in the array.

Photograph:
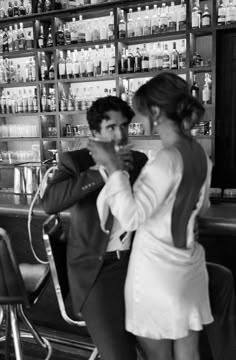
[
  {"x1": 42, "y1": 96, "x2": 236, "y2": 360},
  {"x1": 42, "y1": 96, "x2": 147, "y2": 360}
]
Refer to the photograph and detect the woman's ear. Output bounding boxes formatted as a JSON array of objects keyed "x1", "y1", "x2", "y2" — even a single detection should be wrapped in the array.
[{"x1": 151, "y1": 106, "x2": 161, "y2": 123}]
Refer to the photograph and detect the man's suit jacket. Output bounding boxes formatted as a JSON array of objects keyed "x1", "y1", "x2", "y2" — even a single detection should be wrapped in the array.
[{"x1": 42, "y1": 148, "x2": 147, "y2": 314}]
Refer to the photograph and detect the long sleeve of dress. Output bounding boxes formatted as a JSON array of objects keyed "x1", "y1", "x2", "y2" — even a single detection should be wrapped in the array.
[{"x1": 97, "y1": 149, "x2": 180, "y2": 232}]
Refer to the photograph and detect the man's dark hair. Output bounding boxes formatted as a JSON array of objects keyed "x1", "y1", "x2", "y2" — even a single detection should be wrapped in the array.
[{"x1": 87, "y1": 96, "x2": 134, "y2": 132}]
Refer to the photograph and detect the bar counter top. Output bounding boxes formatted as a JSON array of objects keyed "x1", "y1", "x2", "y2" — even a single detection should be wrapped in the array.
[{"x1": 0, "y1": 193, "x2": 235, "y2": 236}]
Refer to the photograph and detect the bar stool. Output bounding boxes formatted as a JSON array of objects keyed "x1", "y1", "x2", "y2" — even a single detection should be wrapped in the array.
[
  {"x1": 0, "y1": 227, "x2": 52, "y2": 360},
  {"x1": 42, "y1": 214, "x2": 99, "y2": 360}
]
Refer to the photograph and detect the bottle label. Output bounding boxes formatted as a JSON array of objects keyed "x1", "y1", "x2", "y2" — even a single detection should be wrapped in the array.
[{"x1": 202, "y1": 16, "x2": 210, "y2": 27}]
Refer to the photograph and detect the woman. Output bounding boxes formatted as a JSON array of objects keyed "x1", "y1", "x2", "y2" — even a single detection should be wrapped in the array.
[{"x1": 87, "y1": 72, "x2": 213, "y2": 360}]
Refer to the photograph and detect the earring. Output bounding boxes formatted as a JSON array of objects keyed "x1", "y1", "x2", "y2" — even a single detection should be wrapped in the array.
[{"x1": 153, "y1": 121, "x2": 158, "y2": 126}]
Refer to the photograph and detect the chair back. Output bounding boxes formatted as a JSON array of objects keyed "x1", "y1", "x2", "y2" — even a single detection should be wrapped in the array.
[
  {"x1": 42, "y1": 215, "x2": 85, "y2": 326},
  {"x1": 0, "y1": 227, "x2": 29, "y2": 307}
]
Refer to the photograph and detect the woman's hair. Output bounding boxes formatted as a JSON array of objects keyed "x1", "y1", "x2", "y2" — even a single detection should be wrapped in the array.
[{"x1": 133, "y1": 72, "x2": 205, "y2": 130}]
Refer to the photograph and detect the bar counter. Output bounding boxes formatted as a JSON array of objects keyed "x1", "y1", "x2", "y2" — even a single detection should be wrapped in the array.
[{"x1": 0, "y1": 193, "x2": 235, "y2": 236}]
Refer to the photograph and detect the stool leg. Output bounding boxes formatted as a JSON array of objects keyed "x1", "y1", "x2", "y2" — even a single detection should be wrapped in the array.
[
  {"x1": 5, "y1": 305, "x2": 12, "y2": 360},
  {"x1": 10, "y1": 305, "x2": 23, "y2": 360},
  {"x1": 89, "y1": 347, "x2": 99, "y2": 360},
  {"x1": 0, "y1": 305, "x2": 3, "y2": 326},
  {"x1": 17, "y1": 304, "x2": 52, "y2": 358}
]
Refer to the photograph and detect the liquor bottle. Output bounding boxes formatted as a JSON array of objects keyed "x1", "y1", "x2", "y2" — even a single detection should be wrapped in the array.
[
  {"x1": 178, "y1": 0, "x2": 186, "y2": 31},
  {"x1": 148, "y1": 44, "x2": 157, "y2": 71},
  {"x1": 13, "y1": 24, "x2": 19, "y2": 51},
  {"x1": 7, "y1": 1, "x2": 14, "y2": 17},
  {"x1": 54, "y1": 0, "x2": 62, "y2": 10},
  {"x1": 47, "y1": 26, "x2": 53, "y2": 47},
  {"x1": 170, "y1": 42, "x2": 179, "y2": 69},
  {"x1": 22, "y1": 89, "x2": 28, "y2": 112},
  {"x1": 67, "y1": 89, "x2": 74, "y2": 111},
  {"x1": 143, "y1": 6, "x2": 151, "y2": 36},
  {"x1": 17, "y1": 90, "x2": 23, "y2": 113},
  {"x1": 85, "y1": 20, "x2": 92, "y2": 42},
  {"x1": 48, "y1": 54, "x2": 55, "y2": 80},
  {"x1": 49, "y1": 88, "x2": 56, "y2": 112},
  {"x1": 141, "y1": 44, "x2": 149, "y2": 72},
  {"x1": 19, "y1": 0, "x2": 26, "y2": 15},
  {"x1": 60, "y1": 89, "x2": 67, "y2": 111},
  {"x1": 159, "y1": 3, "x2": 168, "y2": 33},
  {"x1": 70, "y1": 18, "x2": 78, "y2": 44},
  {"x1": 202, "y1": 4, "x2": 211, "y2": 27},
  {"x1": 28, "y1": 57, "x2": 36, "y2": 81},
  {"x1": 162, "y1": 43, "x2": 170, "y2": 69},
  {"x1": 135, "y1": 7, "x2": 143, "y2": 37},
  {"x1": 3, "y1": 28, "x2": 9, "y2": 53},
  {"x1": 8, "y1": 26, "x2": 14, "y2": 52},
  {"x1": 41, "y1": 86, "x2": 47, "y2": 112},
  {"x1": 192, "y1": 0, "x2": 202, "y2": 29},
  {"x1": 93, "y1": 19, "x2": 100, "y2": 41},
  {"x1": 226, "y1": 0, "x2": 235, "y2": 25},
  {"x1": 191, "y1": 74, "x2": 199, "y2": 98},
  {"x1": 58, "y1": 51, "x2": 66, "y2": 79},
  {"x1": 65, "y1": 50, "x2": 73, "y2": 78},
  {"x1": 18, "y1": 23, "x2": 25, "y2": 50},
  {"x1": 120, "y1": 47, "x2": 127, "y2": 73},
  {"x1": 72, "y1": 50, "x2": 80, "y2": 78},
  {"x1": 101, "y1": 45, "x2": 109, "y2": 75},
  {"x1": 9, "y1": 60, "x2": 15, "y2": 83},
  {"x1": 100, "y1": 17, "x2": 108, "y2": 41},
  {"x1": 40, "y1": 52, "x2": 48, "y2": 81},
  {"x1": 15, "y1": 64, "x2": 22, "y2": 82},
  {"x1": 13, "y1": 0, "x2": 19, "y2": 16},
  {"x1": 202, "y1": 73, "x2": 211, "y2": 104},
  {"x1": 25, "y1": 0, "x2": 32, "y2": 14},
  {"x1": 127, "y1": 50, "x2": 134, "y2": 73},
  {"x1": 217, "y1": 0, "x2": 226, "y2": 25},
  {"x1": 37, "y1": 0, "x2": 43, "y2": 13},
  {"x1": 178, "y1": 39, "x2": 186, "y2": 69},
  {"x1": 0, "y1": 30, "x2": 3, "y2": 53},
  {"x1": 168, "y1": 1, "x2": 177, "y2": 32},
  {"x1": 119, "y1": 9, "x2": 126, "y2": 39},
  {"x1": 56, "y1": 24, "x2": 65, "y2": 46},
  {"x1": 27, "y1": 89, "x2": 33, "y2": 112},
  {"x1": 127, "y1": 9, "x2": 134, "y2": 38},
  {"x1": 0, "y1": 0, "x2": 5, "y2": 18},
  {"x1": 77, "y1": 15, "x2": 85, "y2": 43},
  {"x1": 109, "y1": 44, "x2": 116, "y2": 75},
  {"x1": 108, "y1": 11, "x2": 114, "y2": 40},
  {"x1": 86, "y1": 48, "x2": 94, "y2": 77},
  {"x1": 25, "y1": 28, "x2": 34, "y2": 49},
  {"x1": 38, "y1": 25, "x2": 45, "y2": 48},
  {"x1": 44, "y1": 0, "x2": 52, "y2": 12},
  {"x1": 33, "y1": 88, "x2": 38, "y2": 112},
  {"x1": 94, "y1": 45, "x2": 101, "y2": 76},
  {"x1": 134, "y1": 47, "x2": 142, "y2": 72},
  {"x1": 152, "y1": 4, "x2": 160, "y2": 35}
]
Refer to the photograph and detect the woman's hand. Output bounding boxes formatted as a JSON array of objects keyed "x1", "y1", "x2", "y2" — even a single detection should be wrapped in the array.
[{"x1": 87, "y1": 138, "x2": 121, "y2": 175}]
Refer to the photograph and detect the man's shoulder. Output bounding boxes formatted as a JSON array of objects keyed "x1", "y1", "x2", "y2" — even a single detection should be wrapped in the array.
[{"x1": 62, "y1": 148, "x2": 90, "y2": 163}]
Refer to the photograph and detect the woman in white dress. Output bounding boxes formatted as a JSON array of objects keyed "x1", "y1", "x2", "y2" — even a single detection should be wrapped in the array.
[{"x1": 87, "y1": 72, "x2": 213, "y2": 360}]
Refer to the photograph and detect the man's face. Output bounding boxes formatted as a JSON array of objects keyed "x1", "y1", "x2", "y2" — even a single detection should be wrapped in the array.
[{"x1": 93, "y1": 110, "x2": 129, "y2": 146}]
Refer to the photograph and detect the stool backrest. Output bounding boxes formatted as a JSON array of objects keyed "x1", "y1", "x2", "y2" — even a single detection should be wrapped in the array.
[
  {"x1": 0, "y1": 227, "x2": 29, "y2": 307},
  {"x1": 42, "y1": 215, "x2": 85, "y2": 326}
]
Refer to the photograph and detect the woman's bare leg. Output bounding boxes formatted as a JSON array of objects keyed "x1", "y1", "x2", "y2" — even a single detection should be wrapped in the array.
[
  {"x1": 174, "y1": 330, "x2": 200, "y2": 360},
  {"x1": 137, "y1": 335, "x2": 172, "y2": 360}
]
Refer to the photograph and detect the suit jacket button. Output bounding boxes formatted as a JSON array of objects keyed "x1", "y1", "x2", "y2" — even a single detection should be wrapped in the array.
[{"x1": 98, "y1": 256, "x2": 103, "y2": 261}]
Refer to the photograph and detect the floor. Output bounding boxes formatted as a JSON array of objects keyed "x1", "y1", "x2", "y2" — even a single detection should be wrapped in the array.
[{"x1": 0, "y1": 339, "x2": 94, "y2": 360}]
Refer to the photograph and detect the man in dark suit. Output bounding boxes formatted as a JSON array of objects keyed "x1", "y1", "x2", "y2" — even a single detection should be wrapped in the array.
[
  {"x1": 42, "y1": 96, "x2": 147, "y2": 360},
  {"x1": 42, "y1": 96, "x2": 236, "y2": 360}
]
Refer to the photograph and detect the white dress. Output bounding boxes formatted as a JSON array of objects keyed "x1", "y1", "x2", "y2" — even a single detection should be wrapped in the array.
[{"x1": 97, "y1": 146, "x2": 214, "y2": 340}]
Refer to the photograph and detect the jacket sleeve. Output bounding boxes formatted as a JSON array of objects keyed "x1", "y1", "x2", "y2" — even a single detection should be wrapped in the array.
[{"x1": 42, "y1": 151, "x2": 105, "y2": 214}]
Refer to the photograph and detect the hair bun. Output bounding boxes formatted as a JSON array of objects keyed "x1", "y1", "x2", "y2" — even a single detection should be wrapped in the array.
[{"x1": 176, "y1": 94, "x2": 205, "y2": 130}]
